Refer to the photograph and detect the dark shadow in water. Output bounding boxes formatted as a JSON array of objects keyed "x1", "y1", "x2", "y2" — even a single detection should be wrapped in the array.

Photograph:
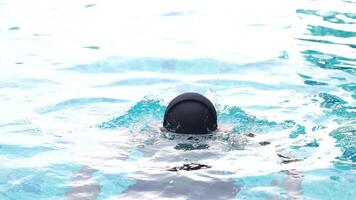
[
  {"x1": 168, "y1": 163, "x2": 211, "y2": 172},
  {"x1": 174, "y1": 143, "x2": 210, "y2": 151},
  {"x1": 277, "y1": 153, "x2": 303, "y2": 164},
  {"x1": 259, "y1": 141, "x2": 271, "y2": 146}
]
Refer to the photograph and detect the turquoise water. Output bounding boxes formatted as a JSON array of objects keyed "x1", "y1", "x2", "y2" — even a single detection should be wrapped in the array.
[{"x1": 0, "y1": 0, "x2": 355, "y2": 199}]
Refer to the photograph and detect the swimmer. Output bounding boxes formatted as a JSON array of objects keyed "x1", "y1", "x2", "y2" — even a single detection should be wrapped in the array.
[
  {"x1": 163, "y1": 92, "x2": 218, "y2": 134},
  {"x1": 65, "y1": 92, "x2": 302, "y2": 199},
  {"x1": 164, "y1": 93, "x2": 302, "y2": 199}
]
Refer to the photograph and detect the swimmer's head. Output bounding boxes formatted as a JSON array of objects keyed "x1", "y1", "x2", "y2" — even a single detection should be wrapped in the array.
[{"x1": 163, "y1": 92, "x2": 217, "y2": 134}]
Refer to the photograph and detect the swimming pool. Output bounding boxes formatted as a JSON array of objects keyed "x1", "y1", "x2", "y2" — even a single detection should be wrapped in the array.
[{"x1": 0, "y1": 0, "x2": 355, "y2": 199}]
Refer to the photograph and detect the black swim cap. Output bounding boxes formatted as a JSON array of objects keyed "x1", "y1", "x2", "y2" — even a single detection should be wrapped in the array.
[{"x1": 163, "y1": 92, "x2": 217, "y2": 134}]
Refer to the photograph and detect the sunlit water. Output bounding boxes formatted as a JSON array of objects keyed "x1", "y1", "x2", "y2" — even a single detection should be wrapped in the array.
[{"x1": 0, "y1": 0, "x2": 355, "y2": 199}]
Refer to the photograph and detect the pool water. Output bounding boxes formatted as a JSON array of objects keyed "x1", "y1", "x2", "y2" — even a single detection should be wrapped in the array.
[{"x1": 0, "y1": 0, "x2": 355, "y2": 199}]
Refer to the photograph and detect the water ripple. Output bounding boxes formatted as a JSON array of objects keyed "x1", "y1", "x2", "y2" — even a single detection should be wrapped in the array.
[
  {"x1": 306, "y1": 25, "x2": 356, "y2": 38},
  {"x1": 39, "y1": 98, "x2": 129, "y2": 114},
  {"x1": 296, "y1": 9, "x2": 356, "y2": 24},
  {"x1": 301, "y1": 50, "x2": 356, "y2": 75},
  {"x1": 99, "y1": 98, "x2": 165, "y2": 129},
  {"x1": 98, "y1": 78, "x2": 181, "y2": 87},
  {"x1": 65, "y1": 57, "x2": 283, "y2": 74}
]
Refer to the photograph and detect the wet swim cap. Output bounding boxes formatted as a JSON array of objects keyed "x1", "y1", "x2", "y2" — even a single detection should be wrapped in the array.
[{"x1": 163, "y1": 92, "x2": 217, "y2": 134}]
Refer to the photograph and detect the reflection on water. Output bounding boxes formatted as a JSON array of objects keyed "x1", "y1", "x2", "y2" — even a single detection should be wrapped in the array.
[
  {"x1": 302, "y1": 50, "x2": 356, "y2": 75},
  {"x1": 307, "y1": 25, "x2": 356, "y2": 38}
]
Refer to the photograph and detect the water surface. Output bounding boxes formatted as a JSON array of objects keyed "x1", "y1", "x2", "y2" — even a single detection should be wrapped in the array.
[{"x1": 0, "y1": 0, "x2": 355, "y2": 199}]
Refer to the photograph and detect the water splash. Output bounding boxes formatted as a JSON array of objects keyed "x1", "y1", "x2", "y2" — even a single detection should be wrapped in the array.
[
  {"x1": 218, "y1": 105, "x2": 278, "y2": 134},
  {"x1": 99, "y1": 98, "x2": 166, "y2": 129}
]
